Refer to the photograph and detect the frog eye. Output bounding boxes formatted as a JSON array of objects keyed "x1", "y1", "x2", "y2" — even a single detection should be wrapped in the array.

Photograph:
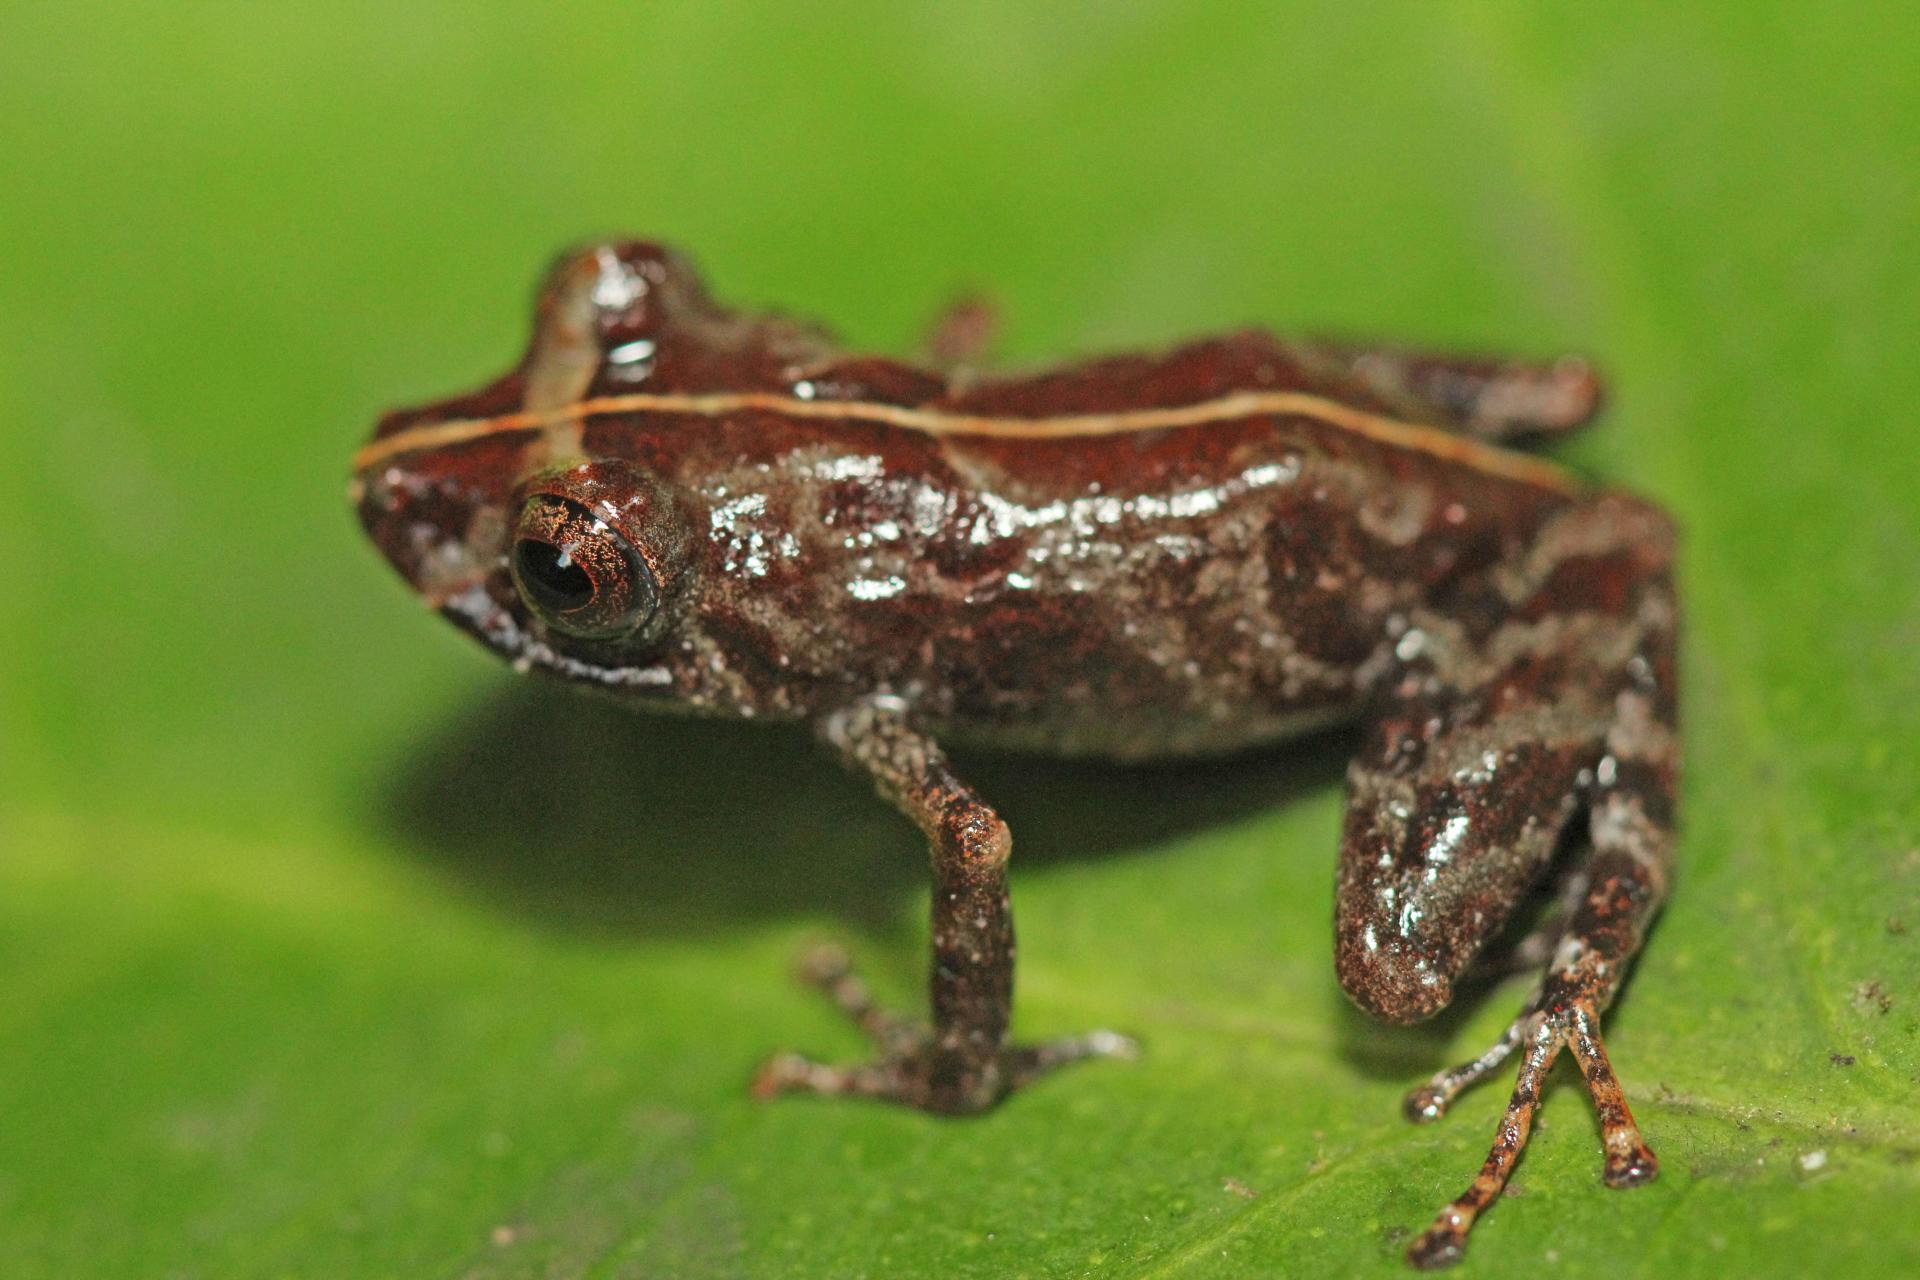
[{"x1": 509, "y1": 495, "x2": 659, "y2": 639}]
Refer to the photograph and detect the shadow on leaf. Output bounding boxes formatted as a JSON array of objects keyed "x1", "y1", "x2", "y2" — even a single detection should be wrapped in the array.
[{"x1": 374, "y1": 680, "x2": 1351, "y2": 941}]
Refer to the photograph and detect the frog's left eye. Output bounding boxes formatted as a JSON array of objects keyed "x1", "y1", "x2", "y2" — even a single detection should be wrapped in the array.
[{"x1": 510, "y1": 495, "x2": 659, "y2": 639}]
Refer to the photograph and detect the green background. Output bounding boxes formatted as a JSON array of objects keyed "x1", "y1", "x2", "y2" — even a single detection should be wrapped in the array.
[{"x1": 3, "y1": 4, "x2": 1916, "y2": 1277}]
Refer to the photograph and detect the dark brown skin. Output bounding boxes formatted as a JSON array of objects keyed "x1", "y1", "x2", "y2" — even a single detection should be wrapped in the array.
[{"x1": 353, "y1": 241, "x2": 1678, "y2": 1267}]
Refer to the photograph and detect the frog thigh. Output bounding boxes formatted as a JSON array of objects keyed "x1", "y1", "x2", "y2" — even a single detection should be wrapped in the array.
[{"x1": 1333, "y1": 494, "x2": 1674, "y2": 1025}]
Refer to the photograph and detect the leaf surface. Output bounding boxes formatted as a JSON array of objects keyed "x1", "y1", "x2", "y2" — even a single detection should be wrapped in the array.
[{"x1": 2, "y1": 4, "x2": 1916, "y2": 1276}]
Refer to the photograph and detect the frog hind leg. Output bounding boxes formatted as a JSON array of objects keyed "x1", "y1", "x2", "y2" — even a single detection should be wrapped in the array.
[
  {"x1": 751, "y1": 697, "x2": 1136, "y2": 1115},
  {"x1": 1332, "y1": 495, "x2": 1677, "y2": 1268},
  {"x1": 1298, "y1": 339, "x2": 1605, "y2": 442}
]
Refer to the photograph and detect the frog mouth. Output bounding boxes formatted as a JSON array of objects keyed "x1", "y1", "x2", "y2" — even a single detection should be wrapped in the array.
[{"x1": 438, "y1": 583, "x2": 675, "y2": 693}]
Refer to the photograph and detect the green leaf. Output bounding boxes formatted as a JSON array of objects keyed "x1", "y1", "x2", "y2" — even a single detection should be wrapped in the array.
[{"x1": 3, "y1": 3, "x2": 1916, "y2": 1276}]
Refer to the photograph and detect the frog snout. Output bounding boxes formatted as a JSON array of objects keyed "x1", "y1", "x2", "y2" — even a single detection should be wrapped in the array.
[
  {"x1": 351, "y1": 467, "x2": 428, "y2": 588},
  {"x1": 352, "y1": 467, "x2": 499, "y2": 604}
]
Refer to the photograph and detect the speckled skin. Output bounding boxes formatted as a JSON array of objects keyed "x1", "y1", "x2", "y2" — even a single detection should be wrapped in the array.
[{"x1": 354, "y1": 242, "x2": 1678, "y2": 1269}]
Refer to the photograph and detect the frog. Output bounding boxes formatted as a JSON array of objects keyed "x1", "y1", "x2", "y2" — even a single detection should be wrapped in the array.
[{"x1": 352, "y1": 240, "x2": 1677, "y2": 1268}]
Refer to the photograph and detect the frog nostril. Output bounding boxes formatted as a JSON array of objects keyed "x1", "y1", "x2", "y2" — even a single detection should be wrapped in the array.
[{"x1": 513, "y1": 538, "x2": 594, "y2": 613}]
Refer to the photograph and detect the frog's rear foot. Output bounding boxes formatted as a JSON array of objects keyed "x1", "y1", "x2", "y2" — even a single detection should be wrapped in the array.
[
  {"x1": 750, "y1": 943, "x2": 1137, "y2": 1115},
  {"x1": 1398, "y1": 988, "x2": 1657, "y2": 1270}
]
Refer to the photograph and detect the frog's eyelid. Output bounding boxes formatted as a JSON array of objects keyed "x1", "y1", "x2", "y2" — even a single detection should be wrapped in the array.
[{"x1": 354, "y1": 389, "x2": 1581, "y2": 494}]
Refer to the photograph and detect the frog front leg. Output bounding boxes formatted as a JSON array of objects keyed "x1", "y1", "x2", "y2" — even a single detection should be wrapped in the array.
[
  {"x1": 753, "y1": 695, "x2": 1135, "y2": 1114},
  {"x1": 921, "y1": 295, "x2": 997, "y2": 371},
  {"x1": 1334, "y1": 495, "x2": 1678, "y2": 1268}
]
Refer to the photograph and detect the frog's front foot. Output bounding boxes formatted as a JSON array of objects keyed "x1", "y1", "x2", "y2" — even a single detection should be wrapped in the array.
[{"x1": 750, "y1": 944, "x2": 1137, "y2": 1115}]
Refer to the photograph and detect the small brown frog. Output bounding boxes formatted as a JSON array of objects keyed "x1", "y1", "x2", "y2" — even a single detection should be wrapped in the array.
[{"x1": 353, "y1": 241, "x2": 1677, "y2": 1267}]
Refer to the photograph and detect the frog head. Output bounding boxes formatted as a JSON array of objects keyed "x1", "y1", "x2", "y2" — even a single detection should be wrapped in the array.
[{"x1": 351, "y1": 242, "x2": 714, "y2": 703}]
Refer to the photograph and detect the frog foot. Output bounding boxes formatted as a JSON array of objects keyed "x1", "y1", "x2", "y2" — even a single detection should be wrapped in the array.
[
  {"x1": 749, "y1": 944, "x2": 1137, "y2": 1115},
  {"x1": 1400, "y1": 995, "x2": 1657, "y2": 1270}
]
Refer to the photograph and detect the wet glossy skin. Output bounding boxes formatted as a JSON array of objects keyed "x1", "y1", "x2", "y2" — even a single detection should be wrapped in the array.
[{"x1": 354, "y1": 241, "x2": 1678, "y2": 1268}]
